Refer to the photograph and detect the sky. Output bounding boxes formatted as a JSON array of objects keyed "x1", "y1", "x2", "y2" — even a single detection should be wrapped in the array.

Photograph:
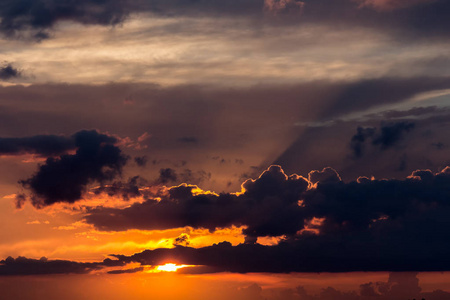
[{"x1": 1, "y1": 0, "x2": 450, "y2": 299}]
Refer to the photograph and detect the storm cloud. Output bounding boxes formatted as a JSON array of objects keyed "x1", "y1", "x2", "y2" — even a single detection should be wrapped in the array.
[{"x1": 19, "y1": 130, "x2": 128, "y2": 207}]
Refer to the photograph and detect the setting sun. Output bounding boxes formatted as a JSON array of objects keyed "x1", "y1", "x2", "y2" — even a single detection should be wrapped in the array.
[{"x1": 156, "y1": 263, "x2": 188, "y2": 272}]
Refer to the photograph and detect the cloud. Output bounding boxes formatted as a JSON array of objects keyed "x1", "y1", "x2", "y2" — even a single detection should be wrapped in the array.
[
  {"x1": 264, "y1": 0, "x2": 305, "y2": 14},
  {"x1": 173, "y1": 233, "x2": 191, "y2": 247},
  {"x1": 0, "y1": 0, "x2": 449, "y2": 41},
  {"x1": 0, "y1": 256, "x2": 100, "y2": 276},
  {"x1": 372, "y1": 122, "x2": 415, "y2": 149},
  {"x1": 1, "y1": 255, "x2": 450, "y2": 300},
  {"x1": 350, "y1": 122, "x2": 415, "y2": 158},
  {"x1": 292, "y1": 272, "x2": 432, "y2": 300},
  {"x1": 92, "y1": 176, "x2": 147, "y2": 201},
  {"x1": 157, "y1": 168, "x2": 178, "y2": 185},
  {"x1": 86, "y1": 165, "x2": 309, "y2": 238},
  {"x1": 0, "y1": 63, "x2": 21, "y2": 80},
  {"x1": 19, "y1": 130, "x2": 128, "y2": 207},
  {"x1": 308, "y1": 167, "x2": 341, "y2": 185},
  {"x1": 107, "y1": 267, "x2": 144, "y2": 274},
  {"x1": 0, "y1": 256, "x2": 126, "y2": 276},
  {"x1": 0, "y1": 134, "x2": 75, "y2": 157},
  {"x1": 134, "y1": 156, "x2": 148, "y2": 167},
  {"x1": 318, "y1": 77, "x2": 450, "y2": 119},
  {"x1": 0, "y1": 0, "x2": 129, "y2": 39},
  {"x1": 355, "y1": 0, "x2": 435, "y2": 11},
  {"x1": 88, "y1": 165, "x2": 450, "y2": 272},
  {"x1": 350, "y1": 127, "x2": 376, "y2": 158}
]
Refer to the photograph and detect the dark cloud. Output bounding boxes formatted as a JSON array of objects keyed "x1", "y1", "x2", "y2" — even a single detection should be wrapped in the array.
[
  {"x1": 157, "y1": 168, "x2": 178, "y2": 185},
  {"x1": 0, "y1": 0, "x2": 449, "y2": 40},
  {"x1": 173, "y1": 233, "x2": 190, "y2": 247},
  {"x1": 372, "y1": 122, "x2": 415, "y2": 149},
  {"x1": 0, "y1": 134, "x2": 75, "y2": 156},
  {"x1": 89, "y1": 165, "x2": 450, "y2": 272},
  {"x1": 276, "y1": 104, "x2": 450, "y2": 182},
  {"x1": 0, "y1": 0, "x2": 130, "y2": 39},
  {"x1": 14, "y1": 193, "x2": 26, "y2": 209},
  {"x1": 19, "y1": 130, "x2": 128, "y2": 207},
  {"x1": 92, "y1": 176, "x2": 147, "y2": 200},
  {"x1": 350, "y1": 127, "x2": 376, "y2": 158},
  {"x1": 308, "y1": 167, "x2": 341, "y2": 185},
  {"x1": 107, "y1": 267, "x2": 144, "y2": 275},
  {"x1": 350, "y1": 122, "x2": 415, "y2": 158},
  {"x1": 134, "y1": 156, "x2": 148, "y2": 167},
  {"x1": 0, "y1": 256, "x2": 100, "y2": 276},
  {"x1": 0, "y1": 63, "x2": 21, "y2": 80},
  {"x1": 0, "y1": 256, "x2": 125, "y2": 276},
  {"x1": 0, "y1": 79, "x2": 448, "y2": 193},
  {"x1": 86, "y1": 165, "x2": 309, "y2": 239},
  {"x1": 2, "y1": 255, "x2": 450, "y2": 300}
]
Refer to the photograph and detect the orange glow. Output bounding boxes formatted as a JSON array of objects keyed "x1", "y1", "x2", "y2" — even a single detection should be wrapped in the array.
[
  {"x1": 155, "y1": 263, "x2": 193, "y2": 272},
  {"x1": 298, "y1": 217, "x2": 325, "y2": 235}
]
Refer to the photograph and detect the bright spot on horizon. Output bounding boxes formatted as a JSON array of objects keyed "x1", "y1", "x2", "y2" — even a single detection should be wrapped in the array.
[{"x1": 156, "y1": 263, "x2": 189, "y2": 272}]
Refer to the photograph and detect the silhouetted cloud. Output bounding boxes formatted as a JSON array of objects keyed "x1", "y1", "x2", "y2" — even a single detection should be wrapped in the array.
[
  {"x1": 92, "y1": 176, "x2": 147, "y2": 200},
  {"x1": 350, "y1": 122, "x2": 415, "y2": 157},
  {"x1": 0, "y1": 256, "x2": 126, "y2": 276},
  {"x1": 19, "y1": 130, "x2": 128, "y2": 207},
  {"x1": 157, "y1": 168, "x2": 178, "y2": 184},
  {"x1": 86, "y1": 165, "x2": 309, "y2": 239},
  {"x1": 308, "y1": 167, "x2": 341, "y2": 185},
  {"x1": 373, "y1": 122, "x2": 415, "y2": 149},
  {"x1": 350, "y1": 127, "x2": 376, "y2": 158},
  {"x1": 173, "y1": 233, "x2": 191, "y2": 247},
  {"x1": 2, "y1": 255, "x2": 450, "y2": 300},
  {"x1": 88, "y1": 165, "x2": 450, "y2": 272},
  {"x1": 0, "y1": 134, "x2": 75, "y2": 156},
  {"x1": 0, "y1": 0, "x2": 129, "y2": 39},
  {"x1": 107, "y1": 267, "x2": 144, "y2": 274},
  {"x1": 0, "y1": 256, "x2": 100, "y2": 276}
]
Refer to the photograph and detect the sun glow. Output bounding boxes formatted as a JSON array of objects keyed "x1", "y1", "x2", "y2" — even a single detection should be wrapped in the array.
[{"x1": 156, "y1": 263, "x2": 190, "y2": 272}]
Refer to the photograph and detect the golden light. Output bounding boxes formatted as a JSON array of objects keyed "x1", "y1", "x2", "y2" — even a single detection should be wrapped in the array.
[{"x1": 156, "y1": 263, "x2": 189, "y2": 272}]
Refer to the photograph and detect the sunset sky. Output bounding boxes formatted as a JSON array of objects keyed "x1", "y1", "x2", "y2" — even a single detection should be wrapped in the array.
[{"x1": 1, "y1": 0, "x2": 450, "y2": 299}]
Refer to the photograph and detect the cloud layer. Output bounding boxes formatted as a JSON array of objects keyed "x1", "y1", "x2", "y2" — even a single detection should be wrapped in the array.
[
  {"x1": 1, "y1": 0, "x2": 449, "y2": 40},
  {"x1": 82, "y1": 165, "x2": 450, "y2": 272}
]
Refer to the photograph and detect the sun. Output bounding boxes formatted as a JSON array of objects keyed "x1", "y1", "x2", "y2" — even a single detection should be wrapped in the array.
[{"x1": 156, "y1": 263, "x2": 186, "y2": 272}]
